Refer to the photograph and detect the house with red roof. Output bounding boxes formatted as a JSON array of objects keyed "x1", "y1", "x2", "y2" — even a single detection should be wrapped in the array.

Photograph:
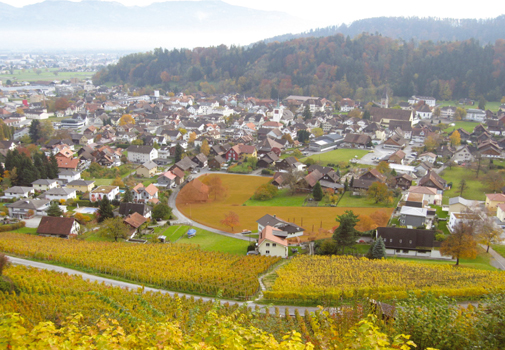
[
  {"x1": 258, "y1": 225, "x2": 289, "y2": 258},
  {"x1": 131, "y1": 183, "x2": 159, "y2": 204},
  {"x1": 485, "y1": 193, "x2": 505, "y2": 212}
]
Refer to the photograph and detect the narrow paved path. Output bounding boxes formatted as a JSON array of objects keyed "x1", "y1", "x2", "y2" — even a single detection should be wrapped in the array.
[
  {"x1": 8, "y1": 256, "x2": 320, "y2": 315},
  {"x1": 481, "y1": 244, "x2": 505, "y2": 270}
]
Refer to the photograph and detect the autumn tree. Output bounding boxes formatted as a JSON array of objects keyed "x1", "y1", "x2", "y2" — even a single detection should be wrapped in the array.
[
  {"x1": 221, "y1": 211, "x2": 240, "y2": 232},
  {"x1": 188, "y1": 132, "x2": 197, "y2": 144},
  {"x1": 348, "y1": 108, "x2": 362, "y2": 118},
  {"x1": 355, "y1": 215, "x2": 378, "y2": 232},
  {"x1": 54, "y1": 97, "x2": 69, "y2": 111},
  {"x1": 333, "y1": 210, "x2": 359, "y2": 254},
  {"x1": 440, "y1": 222, "x2": 477, "y2": 265},
  {"x1": 478, "y1": 215, "x2": 503, "y2": 253},
  {"x1": 253, "y1": 183, "x2": 278, "y2": 200},
  {"x1": 201, "y1": 139, "x2": 210, "y2": 156},
  {"x1": 424, "y1": 135, "x2": 439, "y2": 152},
  {"x1": 281, "y1": 133, "x2": 293, "y2": 144},
  {"x1": 433, "y1": 107, "x2": 441, "y2": 118},
  {"x1": 152, "y1": 203, "x2": 172, "y2": 220},
  {"x1": 376, "y1": 161, "x2": 390, "y2": 174},
  {"x1": 483, "y1": 171, "x2": 505, "y2": 192},
  {"x1": 111, "y1": 177, "x2": 124, "y2": 187},
  {"x1": 449, "y1": 130, "x2": 461, "y2": 147},
  {"x1": 370, "y1": 210, "x2": 391, "y2": 227},
  {"x1": 100, "y1": 217, "x2": 130, "y2": 242},
  {"x1": 311, "y1": 127, "x2": 323, "y2": 138},
  {"x1": 453, "y1": 107, "x2": 467, "y2": 121},
  {"x1": 367, "y1": 182, "x2": 392, "y2": 204},
  {"x1": 201, "y1": 175, "x2": 227, "y2": 201},
  {"x1": 119, "y1": 114, "x2": 135, "y2": 125}
]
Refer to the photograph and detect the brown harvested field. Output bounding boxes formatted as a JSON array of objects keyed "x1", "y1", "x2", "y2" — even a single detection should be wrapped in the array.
[{"x1": 177, "y1": 174, "x2": 394, "y2": 236}]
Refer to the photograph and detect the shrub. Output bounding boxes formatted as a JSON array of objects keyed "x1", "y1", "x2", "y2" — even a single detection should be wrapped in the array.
[
  {"x1": 0, "y1": 221, "x2": 26, "y2": 232},
  {"x1": 0, "y1": 253, "x2": 8, "y2": 276},
  {"x1": 252, "y1": 183, "x2": 278, "y2": 201}
]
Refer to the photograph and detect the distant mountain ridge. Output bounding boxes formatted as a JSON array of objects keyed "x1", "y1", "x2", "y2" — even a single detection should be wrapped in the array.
[
  {"x1": 259, "y1": 16, "x2": 505, "y2": 45},
  {"x1": 0, "y1": 0, "x2": 298, "y2": 32}
]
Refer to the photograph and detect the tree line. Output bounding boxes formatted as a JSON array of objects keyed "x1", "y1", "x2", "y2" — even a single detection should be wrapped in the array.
[
  {"x1": 3, "y1": 149, "x2": 59, "y2": 187},
  {"x1": 93, "y1": 34, "x2": 505, "y2": 102}
]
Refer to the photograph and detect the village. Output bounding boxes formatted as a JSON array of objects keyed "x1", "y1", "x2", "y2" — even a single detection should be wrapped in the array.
[{"x1": 0, "y1": 76, "x2": 503, "y2": 267}]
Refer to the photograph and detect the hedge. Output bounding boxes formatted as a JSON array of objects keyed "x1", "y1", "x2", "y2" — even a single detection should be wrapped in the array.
[{"x1": 0, "y1": 221, "x2": 26, "y2": 232}]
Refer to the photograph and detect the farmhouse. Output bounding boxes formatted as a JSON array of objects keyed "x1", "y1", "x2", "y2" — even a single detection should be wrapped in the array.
[
  {"x1": 376, "y1": 227, "x2": 446, "y2": 258},
  {"x1": 37, "y1": 216, "x2": 80, "y2": 238}
]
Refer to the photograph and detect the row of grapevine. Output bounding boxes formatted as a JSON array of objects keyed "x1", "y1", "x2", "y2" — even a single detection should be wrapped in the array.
[
  {"x1": 264, "y1": 255, "x2": 505, "y2": 302},
  {"x1": 0, "y1": 232, "x2": 280, "y2": 299}
]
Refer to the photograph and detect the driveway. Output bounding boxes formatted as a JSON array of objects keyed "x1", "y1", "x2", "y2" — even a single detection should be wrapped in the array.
[{"x1": 23, "y1": 216, "x2": 42, "y2": 228}]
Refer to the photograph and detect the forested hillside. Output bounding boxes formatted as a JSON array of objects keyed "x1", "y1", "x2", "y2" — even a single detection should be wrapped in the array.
[
  {"x1": 261, "y1": 16, "x2": 505, "y2": 46},
  {"x1": 93, "y1": 34, "x2": 505, "y2": 101}
]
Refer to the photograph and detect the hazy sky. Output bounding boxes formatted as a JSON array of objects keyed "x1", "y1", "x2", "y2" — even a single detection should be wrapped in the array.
[{"x1": 3, "y1": 0, "x2": 503, "y2": 27}]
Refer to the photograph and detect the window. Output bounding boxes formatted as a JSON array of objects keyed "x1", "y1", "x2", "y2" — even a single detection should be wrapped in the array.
[
  {"x1": 266, "y1": 243, "x2": 270, "y2": 247},
  {"x1": 390, "y1": 239, "x2": 393, "y2": 242},
  {"x1": 409, "y1": 240, "x2": 412, "y2": 244},
  {"x1": 399, "y1": 239, "x2": 402, "y2": 243},
  {"x1": 272, "y1": 243, "x2": 277, "y2": 247},
  {"x1": 403, "y1": 250, "x2": 409, "y2": 253},
  {"x1": 265, "y1": 250, "x2": 270, "y2": 254}
]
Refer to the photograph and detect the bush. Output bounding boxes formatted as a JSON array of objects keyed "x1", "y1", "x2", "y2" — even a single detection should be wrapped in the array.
[
  {"x1": 252, "y1": 183, "x2": 278, "y2": 201},
  {"x1": 0, "y1": 276, "x2": 17, "y2": 294},
  {"x1": 0, "y1": 253, "x2": 8, "y2": 275},
  {"x1": 0, "y1": 221, "x2": 26, "y2": 232},
  {"x1": 75, "y1": 200, "x2": 92, "y2": 207},
  {"x1": 261, "y1": 169, "x2": 273, "y2": 175},
  {"x1": 247, "y1": 242, "x2": 256, "y2": 252}
]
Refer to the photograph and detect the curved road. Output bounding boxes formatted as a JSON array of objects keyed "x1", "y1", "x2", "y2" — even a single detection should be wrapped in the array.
[{"x1": 8, "y1": 255, "x2": 319, "y2": 315}]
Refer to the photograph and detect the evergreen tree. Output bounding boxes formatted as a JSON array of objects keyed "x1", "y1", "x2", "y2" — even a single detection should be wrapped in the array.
[
  {"x1": 332, "y1": 210, "x2": 359, "y2": 254},
  {"x1": 97, "y1": 196, "x2": 114, "y2": 223},
  {"x1": 46, "y1": 202, "x2": 63, "y2": 217},
  {"x1": 0, "y1": 162, "x2": 4, "y2": 178},
  {"x1": 372, "y1": 237, "x2": 387, "y2": 259},
  {"x1": 312, "y1": 181, "x2": 323, "y2": 201},
  {"x1": 122, "y1": 186, "x2": 134, "y2": 203},
  {"x1": 48, "y1": 154, "x2": 59, "y2": 179},
  {"x1": 34, "y1": 153, "x2": 47, "y2": 179},
  {"x1": 175, "y1": 144, "x2": 183, "y2": 163},
  {"x1": 29, "y1": 120, "x2": 41, "y2": 143},
  {"x1": 365, "y1": 241, "x2": 376, "y2": 259},
  {"x1": 302, "y1": 105, "x2": 312, "y2": 120}
]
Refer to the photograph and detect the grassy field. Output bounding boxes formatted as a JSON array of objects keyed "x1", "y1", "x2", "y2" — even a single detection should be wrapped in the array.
[
  {"x1": 439, "y1": 166, "x2": 487, "y2": 204},
  {"x1": 395, "y1": 246, "x2": 496, "y2": 271},
  {"x1": 300, "y1": 149, "x2": 369, "y2": 166},
  {"x1": 451, "y1": 121, "x2": 481, "y2": 133},
  {"x1": 177, "y1": 174, "x2": 394, "y2": 236},
  {"x1": 244, "y1": 189, "x2": 307, "y2": 207},
  {"x1": 2, "y1": 68, "x2": 94, "y2": 82},
  {"x1": 436, "y1": 100, "x2": 502, "y2": 112},
  {"x1": 337, "y1": 191, "x2": 396, "y2": 208},
  {"x1": 93, "y1": 179, "x2": 114, "y2": 186},
  {"x1": 8, "y1": 227, "x2": 37, "y2": 235},
  {"x1": 492, "y1": 244, "x2": 505, "y2": 258}
]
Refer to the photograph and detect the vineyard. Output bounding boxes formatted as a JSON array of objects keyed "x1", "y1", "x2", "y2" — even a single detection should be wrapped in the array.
[
  {"x1": 0, "y1": 232, "x2": 280, "y2": 299},
  {"x1": 0, "y1": 265, "x2": 407, "y2": 349},
  {"x1": 263, "y1": 255, "x2": 505, "y2": 303}
]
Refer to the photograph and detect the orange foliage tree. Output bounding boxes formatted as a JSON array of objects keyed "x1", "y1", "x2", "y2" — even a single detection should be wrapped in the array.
[
  {"x1": 221, "y1": 211, "x2": 240, "y2": 232},
  {"x1": 355, "y1": 215, "x2": 378, "y2": 232},
  {"x1": 370, "y1": 210, "x2": 391, "y2": 227},
  {"x1": 200, "y1": 175, "x2": 227, "y2": 201}
]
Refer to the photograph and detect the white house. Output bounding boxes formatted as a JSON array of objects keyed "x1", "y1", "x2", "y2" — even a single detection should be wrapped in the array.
[
  {"x1": 257, "y1": 225, "x2": 289, "y2": 258},
  {"x1": 448, "y1": 212, "x2": 480, "y2": 232},
  {"x1": 408, "y1": 96, "x2": 436, "y2": 107},
  {"x1": 57, "y1": 170, "x2": 81, "y2": 185},
  {"x1": 90, "y1": 186, "x2": 120, "y2": 202},
  {"x1": 6, "y1": 199, "x2": 51, "y2": 219},
  {"x1": 42, "y1": 187, "x2": 77, "y2": 202},
  {"x1": 3, "y1": 186, "x2": 35, "y2": 200},
  {"x1": 465, "y1": 109, "x2": 486, "y2": 122},
  {"x1": 131, "y1": 183, "x2": 159, "y2": 204},
  {"x1": 126, "y1": 145, "x2": 158, "y2": 163},
  {"x1": 32, "y1": 179, "x2": 59, "y2": 191}
]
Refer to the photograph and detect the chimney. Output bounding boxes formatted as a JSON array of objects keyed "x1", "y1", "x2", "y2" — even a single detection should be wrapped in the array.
[{"x1": 273, "y1": 214, "x2": 276, "y2": 218}]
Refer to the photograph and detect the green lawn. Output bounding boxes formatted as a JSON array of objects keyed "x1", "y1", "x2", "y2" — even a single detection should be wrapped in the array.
[
  {"x1": 433, "y1": 205, "x2": 448, "y2": 219},
  {"x1": 492, "y1": 244, "x2": 505, "y2": 258},
  {"x1": 439, "y1": 167, "x2": 487, "y2": 204},
  {"x1": 437, "y1": 221, "x2": 450, "y2": 235},
  {"x1": 244, "y1": 189, "x2": 307, "y2": 207},
  {"x1": 93, "y1": 179, "x2": 114, "y2": 186},
  {"x1": 8, "y1": 227, "x2": 37, "y2": 235},
  {"x1": 394, "y1": 247, "x2": 496, "y2": 271},
  {"x1": 2, "y1": 68, "x2": 94, "y2": 82},
  {"x1": 451, "y1": 121, "x2": 481, "y2": 133},
  {"x1": 435, "y1": 100, "x2": 502, "y2": 113},
  {"x1": 175, "y1": 226, "x2": 250, "y2": 255},
  {"x1": 337, "y1": 191, "x2": 396, "y2": 208},
  {"x1": 300, "y1": 149, "x2": 369, "y2": 166}
]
